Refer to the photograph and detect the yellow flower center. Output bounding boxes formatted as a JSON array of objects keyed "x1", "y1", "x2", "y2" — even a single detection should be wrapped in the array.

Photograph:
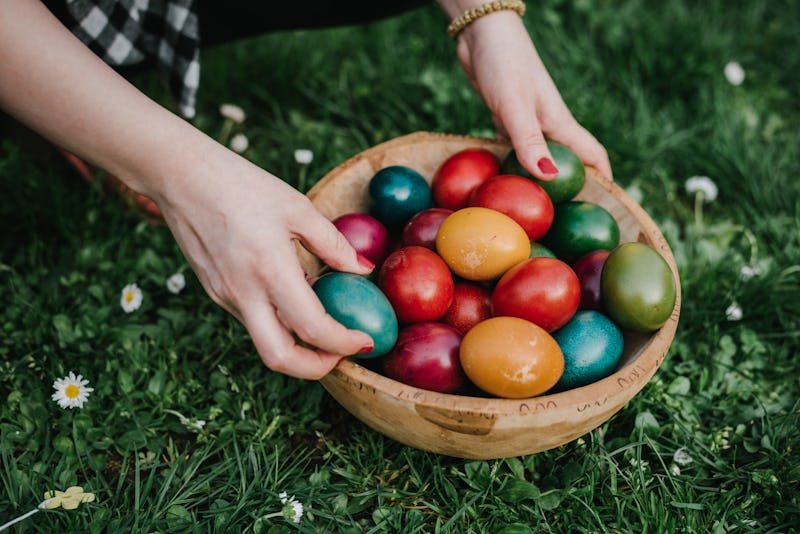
[
  {"x1": 125, "y1": 292, "x2": 134, "y2": 303},
  {"x1": 65, "y1": 384, "x2": 80, "y2": 398}
]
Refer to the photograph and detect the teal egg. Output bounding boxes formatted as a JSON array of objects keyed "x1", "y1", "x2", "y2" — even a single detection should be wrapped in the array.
[
  {"x1": 312, "y1": 272, "x2": 398, "y2": 358},
  {"x1": 552, "y1": 310, "x2": 624, "y2": 390},
  {"x1": 368, "y1": 165, "x2": 432, "y2": 229}
]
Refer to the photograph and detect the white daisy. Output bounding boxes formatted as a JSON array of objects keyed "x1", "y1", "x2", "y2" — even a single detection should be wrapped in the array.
[
  {"x1": 724, "y1": 61, "x2": 745, "y2": 86},
  {"x1": 726, "y1": 302, "x2": 743, "y2": 321},
  {"x1": 51, "y1": 372, "x2": 94, "y2": 409},
  {"x1": 229, "y1": 133, "x2": 249, "y2": 153},
  {"x1": 685, "y1": 176, "x2": 718, "y2": 202},
  {"x1": 279, "y1": 492, "x2": 304, "y2": 523},
  {"x1": 166, "y1": 273, "x2": 186, "y2": 294},
  {"x1": 294, "y1": 149, "x2": 314, "y2": 165},
  {"x1": 219, "y1": 103, "x2": 246, "y2": 124},
  {"x1": 120, "y1": 283, "x2": 143, "y2": 313},
  {"x1": 673, "y1": 447, "x2": 694, "y2": 466}
]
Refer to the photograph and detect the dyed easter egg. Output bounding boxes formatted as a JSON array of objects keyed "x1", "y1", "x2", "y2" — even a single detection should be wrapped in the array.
[
  {"x1": 312, "y1": 272, "x2": 398, "y2": 358},
  {"x1": 368, "y1": 165, "x2": 432, "y2": 229},
  {"x1": 541, "y1": 201, "x2": 620, "y2": 264},
  {"x1": 551, "y1": 310, "x2": 624, "y2": 391},
  {"x1": 500, "y1": 141, "x2": 586, "y2": 204},
  {"x1": 435, "y1": 207, "x2": 530, "y2": 281},
  {"x1": 333, "y1": 212, "x2": 392, "y2": 267}
]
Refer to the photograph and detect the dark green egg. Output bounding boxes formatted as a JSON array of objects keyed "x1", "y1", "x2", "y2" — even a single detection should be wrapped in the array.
[
  {"x1": 601, "y1": 242, "x2": 677, "y2": 333},
  {"x1": 313, "y1": 272, "x2": 398, "y2": 358},
  {"x1": 541, "y1": 201, "x2": 620, "y2": 264},
  {"x1": 368, "y1": 165, "x2": 432, "y2": 230},
  {"x1": 500, "y1": 141, "x2": 586, "y2": 204}
]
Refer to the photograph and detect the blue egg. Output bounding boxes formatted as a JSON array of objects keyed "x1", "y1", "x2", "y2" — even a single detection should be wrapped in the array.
[
  {"x1": 552, "y1": 310, "x2": 624, "y2": 390},
  {"x1": 368, "y1": 165, "x2": 432, "y2": 229},
  {"x1": 312, "y1": 272, "x2": 398, "y2": 358}
]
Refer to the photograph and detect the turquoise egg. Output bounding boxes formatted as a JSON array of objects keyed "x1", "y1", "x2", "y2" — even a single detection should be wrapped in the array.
[
  {"x1": 368, "y1": 165, "x2": 432, "y2": 229},
  {"x1": 551, "y1": 310, "x2": 624, "y2": 390},
  {"x1": 312, "y1": 272, "x2": 398, "y2": 358}
]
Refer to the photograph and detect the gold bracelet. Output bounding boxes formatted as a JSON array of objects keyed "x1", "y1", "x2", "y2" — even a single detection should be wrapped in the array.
[{"x1": 447, "y1": 0, "x2": 526, "y2": 39}]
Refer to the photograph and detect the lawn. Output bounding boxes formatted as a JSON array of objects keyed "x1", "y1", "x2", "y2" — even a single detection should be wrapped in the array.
[{"x1": 1, "y1": 0, "x2": 799, "y2": 532}]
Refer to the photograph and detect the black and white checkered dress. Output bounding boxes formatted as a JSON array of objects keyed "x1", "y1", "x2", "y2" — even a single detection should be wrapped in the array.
[{"x1": 62, "y1": 0, "x2": 200, "y2": 118}]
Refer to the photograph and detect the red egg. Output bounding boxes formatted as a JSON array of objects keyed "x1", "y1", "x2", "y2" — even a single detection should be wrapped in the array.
[
  {"x1": 379, "y1": 246, "x2": 455, "y2": 323},
  {"x1": 401, "y1": 207, "x2": 454, "y2": 250},
  {"x1": 382, "y1": 321, "x2": 466, "y2": 393},
  {"x1": 468, "y1": 174, "x2": 554, "y2": 241},
  {"x1": 572, "y1": 249, "x2": 611, "y2": 310},
  {"x1": 441, "y1": 280, "x2": 493, "y2": 335},
  {"x1": 333, "y1": 212, "x2": 392, "y2": 267}
]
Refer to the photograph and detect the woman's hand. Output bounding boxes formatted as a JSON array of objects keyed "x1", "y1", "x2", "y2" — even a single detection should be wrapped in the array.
[{"x1": 440, "y1": 3, "x2": 613, "y2": 180}]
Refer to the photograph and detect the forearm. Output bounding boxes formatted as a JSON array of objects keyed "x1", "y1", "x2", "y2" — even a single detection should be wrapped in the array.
[{"x1": 0, "y1": 0, "x2": 210, "y2": 198}]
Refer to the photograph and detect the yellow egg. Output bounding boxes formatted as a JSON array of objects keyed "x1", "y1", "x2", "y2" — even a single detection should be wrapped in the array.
[{"x1": 435, "y1": 207, "x2": 530, "y2": 281}]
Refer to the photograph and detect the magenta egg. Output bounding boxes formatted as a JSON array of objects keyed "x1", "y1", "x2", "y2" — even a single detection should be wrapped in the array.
[
  {"x1": 401, "y1": 207, "x2": 454, "y2": 250},
  {"x1": 572, "y1": 249, "x2": 611, "y2": 310},
  {"x1": 333, "y1": 212, "x2": 392, "y2": 267},
  {"x1": 382, "y1": 321, "x2": 466, "y2": 393}
]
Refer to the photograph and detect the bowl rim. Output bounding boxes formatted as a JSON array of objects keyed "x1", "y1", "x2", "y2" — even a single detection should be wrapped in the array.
[{"x1": 313, "y1": 131, "x2": 682, "y2": 416}]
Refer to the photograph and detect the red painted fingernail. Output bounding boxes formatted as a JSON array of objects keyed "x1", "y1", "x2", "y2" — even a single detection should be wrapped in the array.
[
  {"x1": 337, "y1": 356, "x2": 347, "y2": 365},
  {"x1": 537, "y1": 157, "x2": 559, "y2": 175},
  {"x1": 358, "y1": 345, "x2": 374, "y2": 354},
  {"x1": 356, "y1": 253, "x2": 374, "y2": 271}
]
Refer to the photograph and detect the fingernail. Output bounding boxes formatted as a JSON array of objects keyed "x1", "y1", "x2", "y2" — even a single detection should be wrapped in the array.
[
  {"x1": 537, "y1": 157, "x2": 559, "y2": 175},
  {"x1": 358, "y1": 344, "x2": 374, "y2": 354},
  {"x1": 356, "y1": 253, "x2": 375, "y2": 271},
  {"x1": 337, "y1": 356, "x2": 347, "y2": 365}
]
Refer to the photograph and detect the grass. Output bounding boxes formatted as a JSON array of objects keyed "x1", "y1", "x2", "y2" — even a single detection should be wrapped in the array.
[{"x1": 1, "y1": 0, "x2": 799, "y2": 532}]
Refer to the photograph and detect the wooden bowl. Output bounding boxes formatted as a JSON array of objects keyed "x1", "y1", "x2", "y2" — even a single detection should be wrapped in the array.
[{"x1": 299, "y1": 132, "x2": 681, "y2": 459}]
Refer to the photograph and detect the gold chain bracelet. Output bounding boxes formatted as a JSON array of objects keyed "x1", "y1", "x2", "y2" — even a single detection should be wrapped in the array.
[{"x1": 447, "y1": 0, "x2": 526, "y2": 39}]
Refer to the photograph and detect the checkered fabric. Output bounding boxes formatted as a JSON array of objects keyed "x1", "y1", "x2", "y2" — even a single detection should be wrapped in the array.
[{"x1": 65, "y1": 0, "x2": 200, "y2": 118}]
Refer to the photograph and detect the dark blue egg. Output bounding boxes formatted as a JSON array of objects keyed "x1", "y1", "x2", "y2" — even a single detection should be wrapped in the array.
[
  {"x1": 368, "y1": 165, "x2": 432, "y2": 229},
  {"x1": 552, "y1": 310, "x2": 624, "y2": 390},
  {"x1": 312, "y1": 272, "x2": 398, "y2": 358}
]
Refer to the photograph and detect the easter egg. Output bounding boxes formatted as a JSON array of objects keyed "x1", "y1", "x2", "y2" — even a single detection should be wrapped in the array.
[
  {"x1": 431, "y1": 147, "x2": 501, "y2": 210},
  {"x1": 491, "y1": 257, "x2": 581, "y2": 332},
  {"x1": 441, "y1": 280, "x2": 493, "y2": 335},
  {"x1": 572, "y1": 249, "x2": 611, "y2": 311},
  {"x1": 378, "y1": 246, "x2": 454, "y2": 324},
  {"x1": 435, "y1": 207, "x2": 530, "y2": 281},
  {"x1": 401, "y1": 207, "x2": 454, "y2": 250},
  {"x1": 460, "y1": 316, "x2": 564, "y2": 398},
  {"x1": 601, "y1": 242, "x2": 677, "y2": 332},
  {"x1": 541, "y1": 201, "x2": 620, "y2": 264},
  {"x1": 332, "y1": 212, "x2": 392, "y2": 267},
  {"x1": 312, "y1": 272, "x2": 398, "y2": 358},
  {"x1": 382, "y1": 321, "x2": 466, "y2": 393},
  {"x1": 368, "y1": 165, "x2": 432, "y2": 229},
  {"x1": 500, "y1": 141, "x2": 586, "y2": 204},
  {"x1": 529, "y1": 242, "x2": 557, "y2": 259},
  {"x1": 551, "y1": 310, "x2": 624, "y2": 391},
  {"x1": 468, "y1": 174, "x2": 554, "y2": 241}
]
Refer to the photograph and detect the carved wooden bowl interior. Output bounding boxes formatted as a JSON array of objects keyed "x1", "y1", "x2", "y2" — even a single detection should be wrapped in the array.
[{"x1": 298, "y1": 132, "x2": 681, "y2": 459}]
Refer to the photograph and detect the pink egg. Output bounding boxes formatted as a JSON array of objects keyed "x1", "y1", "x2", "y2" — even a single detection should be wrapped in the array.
[{"x1": 333, "y1": 212, "x2": 393, "y2": 267}]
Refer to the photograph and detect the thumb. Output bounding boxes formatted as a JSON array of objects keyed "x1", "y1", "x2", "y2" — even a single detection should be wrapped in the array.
[{"x1": 297, "y1": 212, "x2": 375, "y2": 276}]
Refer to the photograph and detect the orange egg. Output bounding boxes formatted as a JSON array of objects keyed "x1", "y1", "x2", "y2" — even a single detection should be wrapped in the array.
[
  {"x1": 460, "y1": 316, "x2": 564, "y2": 398},
  {"x1": 435, "y1": 207, "x2": 530, "y2": 281}
]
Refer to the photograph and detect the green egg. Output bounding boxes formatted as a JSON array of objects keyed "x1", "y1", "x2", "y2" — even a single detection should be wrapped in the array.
[
  {"x1": 540, "y1": 201, "x2": 620, "y2": 264},
  {"x1": 501, "y1": 141, "x2": 586, "y2": 204},
  {"x1": 313, "y1": 272, "x2": 398, "y2": 358},
  {"x1": 601, "y1": 242, "x2": 678, "y2": 332}
]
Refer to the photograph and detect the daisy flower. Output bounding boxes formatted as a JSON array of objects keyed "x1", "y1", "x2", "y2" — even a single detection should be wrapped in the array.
[
  {"x1": 726, "y1": 302, "x2": 743, "y2": 321},
  {"x1": 51, "y1": 372, "x2": 94, "y2": 409},
  {"x1": 219, "y1": 103, "x2": 246, "y2": 124},
  {"x1": 673, "y1": 447, "x2": 694, "y2": 466},
  {"x1": 166, "y1": 272, "x2": 186, "y2": 294},
  {"x1": 279, "y1": 492, "x2": 304, "y2": 524},
  {"x1": 229, "y1": 133, "x2": 249, "y2": 153},
  {"x1": 294, "y1": 149, "x2": 314, "y2": 165},
  {"x1": 120, "y1": 283, "x2": 143, "y2": 313},
  {"x1": 724, "y1": 61, "x2": 745, "y2": 86},
  {"x1": 685, "y1": 176, "x2": 718, "y2": 202}
]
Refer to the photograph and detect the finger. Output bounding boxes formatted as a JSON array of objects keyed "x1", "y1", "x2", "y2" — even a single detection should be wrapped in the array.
[
  {"x1": 293, "y1": 203, "x2": 375, "y2": 275},
  {"x1": 266, "y1": 240, "x2": 375, "y2": 357},
  {"x1": 503, "y1": 111, "x2": 560, "y2": 182},
  {"x1": 241, "y1": 301, "x2": 345, "y2": 380},
  {"x1": 549, "y1": 122, "x2": 614, "y2": 181}
]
